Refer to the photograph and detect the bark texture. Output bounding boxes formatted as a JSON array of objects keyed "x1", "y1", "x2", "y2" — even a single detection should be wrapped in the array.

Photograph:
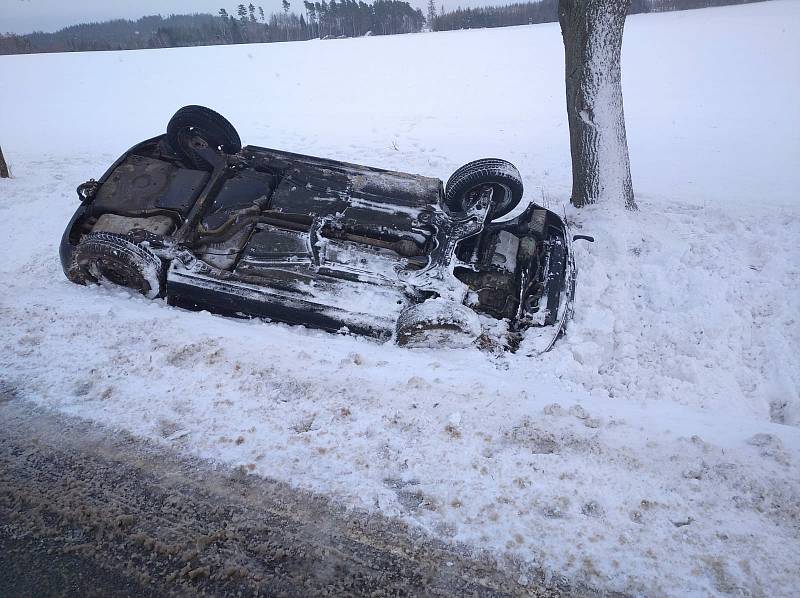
[
  {"x1": 559, "y1": 0, "x2": 636, "y2": 209},
  {"x1": 0, "y1": 146, "x2": 9, "y2": 178}
]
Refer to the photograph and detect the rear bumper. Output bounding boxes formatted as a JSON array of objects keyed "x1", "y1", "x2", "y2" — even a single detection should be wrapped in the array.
[{"x1": 59, "y1": 135, "x2": 166, "y2": 281}]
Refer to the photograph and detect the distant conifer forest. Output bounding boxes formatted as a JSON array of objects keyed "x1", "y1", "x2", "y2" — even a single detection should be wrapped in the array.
[{"x1": 0, "y1": 0, "x2": 768, "y2": 55}]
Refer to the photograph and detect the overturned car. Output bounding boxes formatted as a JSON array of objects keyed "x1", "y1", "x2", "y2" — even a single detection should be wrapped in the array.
[{"x1": 60, "y1": 106, "x2": 579, "y2": 351}]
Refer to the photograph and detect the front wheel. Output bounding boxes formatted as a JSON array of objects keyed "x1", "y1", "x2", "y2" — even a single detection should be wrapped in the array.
[
  {"x1": 70, "y1": 232, "x2": 164, "y2": 299},
  {"x1": 396, "y1": 299, "x2": 481, "y2": 348},
  {"x1": 445, "y1": 158, "x2": 524, "y2": 220}
]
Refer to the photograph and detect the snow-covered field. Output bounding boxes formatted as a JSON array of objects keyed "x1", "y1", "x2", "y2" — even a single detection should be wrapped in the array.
[{"x1": 1, "y1": 1, "x2": 799, "y2": 595}]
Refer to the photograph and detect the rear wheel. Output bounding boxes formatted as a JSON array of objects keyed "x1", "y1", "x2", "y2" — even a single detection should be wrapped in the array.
[
  {"x1": 71, "y1": 232, "x2": 164, "y2": 299},
  {"x1": 445, "y1": 159, "x2": 524, "y2": 219},
  {"x1": 166, "y1": 105, "x2": 241, "y2": 170}
]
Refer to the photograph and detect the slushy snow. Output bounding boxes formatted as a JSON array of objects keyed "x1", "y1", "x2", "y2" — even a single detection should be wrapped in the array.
[{"x1": 1, "y1": 1, "x2": 799, "y2": 595}]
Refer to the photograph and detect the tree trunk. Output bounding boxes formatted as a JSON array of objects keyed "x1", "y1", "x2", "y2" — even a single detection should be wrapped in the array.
[
  {"x1": 0, "y1": 146, "x2": 10, "y2": 179},
  {"x1": 558, "y1": 0, "x2": 635, "y2": 210}
]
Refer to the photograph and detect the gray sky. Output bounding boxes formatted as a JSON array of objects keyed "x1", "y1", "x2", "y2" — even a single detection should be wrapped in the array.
[{"x1": 2, "y1": 0, "x2": 487, "y2": 34}]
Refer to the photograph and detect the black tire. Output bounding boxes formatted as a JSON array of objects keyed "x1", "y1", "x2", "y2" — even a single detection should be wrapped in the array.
[
  {"x1": 166, "y1": 105, "x2": 242, "y2": 170},
  {"x1": 445, "y1": 159, "x2": 524, "y2": 219},
  {"x1": 396, "y1": 300, "x2": 480, "y2": 348},
  {"x1": 71, "y1": 232, "x2": 164, "y2": 299}
]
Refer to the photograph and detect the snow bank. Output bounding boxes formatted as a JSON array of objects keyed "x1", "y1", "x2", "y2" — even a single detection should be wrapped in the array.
[{"x1": 1, "y1": 1, "x2": 799, "y2": 595}]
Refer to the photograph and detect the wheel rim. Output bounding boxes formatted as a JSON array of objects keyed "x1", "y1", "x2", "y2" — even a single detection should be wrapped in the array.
[
  {"x1": 461, "y1": 182, "x2": 513, "y2": 214},
  {"x1": 87, "y1": 259, "x2": 147, "y2": 294},
  {"x1": 177, "y1": 127, "x2": 215, "y2": 152}
]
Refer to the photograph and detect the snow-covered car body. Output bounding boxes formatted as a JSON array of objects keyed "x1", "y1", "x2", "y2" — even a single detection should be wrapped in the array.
[{"x1": 60, "y1": 107, "x2": 575, "y2": 351}]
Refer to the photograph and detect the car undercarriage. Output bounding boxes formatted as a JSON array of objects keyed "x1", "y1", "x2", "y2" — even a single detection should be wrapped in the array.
[{"x1": 60, "y1": 106, "x2": 578, "y2": 351}]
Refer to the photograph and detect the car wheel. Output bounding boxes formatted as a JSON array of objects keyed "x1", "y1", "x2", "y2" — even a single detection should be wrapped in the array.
[
  {"x1": 71, "y1": 232, "x2": 164, "y2": 299},
  {"x1": 396, "y1": 299, "x2": 481, "y2": 348},
  {"x1": 445, "y1": 158, "x2": 524, "y2": 219},
  {"x1": 166, "y1": 105, "x2": 242, "y2": 170}
]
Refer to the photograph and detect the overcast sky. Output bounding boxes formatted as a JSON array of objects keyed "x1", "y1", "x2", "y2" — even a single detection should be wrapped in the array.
[{"x1": 2, "y1": 0, "x2": 494, "y2": 34}]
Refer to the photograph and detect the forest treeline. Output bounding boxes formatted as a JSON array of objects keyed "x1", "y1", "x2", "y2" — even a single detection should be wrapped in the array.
[
  {"x1": 0, "y1": 1, "x2": 424, "y2": 55},
  {"x1": 430, "y1": 0, "x2": 768, "y2": 31},
  {"x1": 0, "y1": 0, "x2": 769, "y2": 55}
]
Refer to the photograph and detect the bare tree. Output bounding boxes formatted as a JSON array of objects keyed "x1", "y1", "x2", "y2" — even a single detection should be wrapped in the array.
[
  {"x1": 0, "y1": 146, "x2": 9, "y2": 178},
  {"x1": 558, "y1": 0, "x2": 635, "y2": 209}
]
